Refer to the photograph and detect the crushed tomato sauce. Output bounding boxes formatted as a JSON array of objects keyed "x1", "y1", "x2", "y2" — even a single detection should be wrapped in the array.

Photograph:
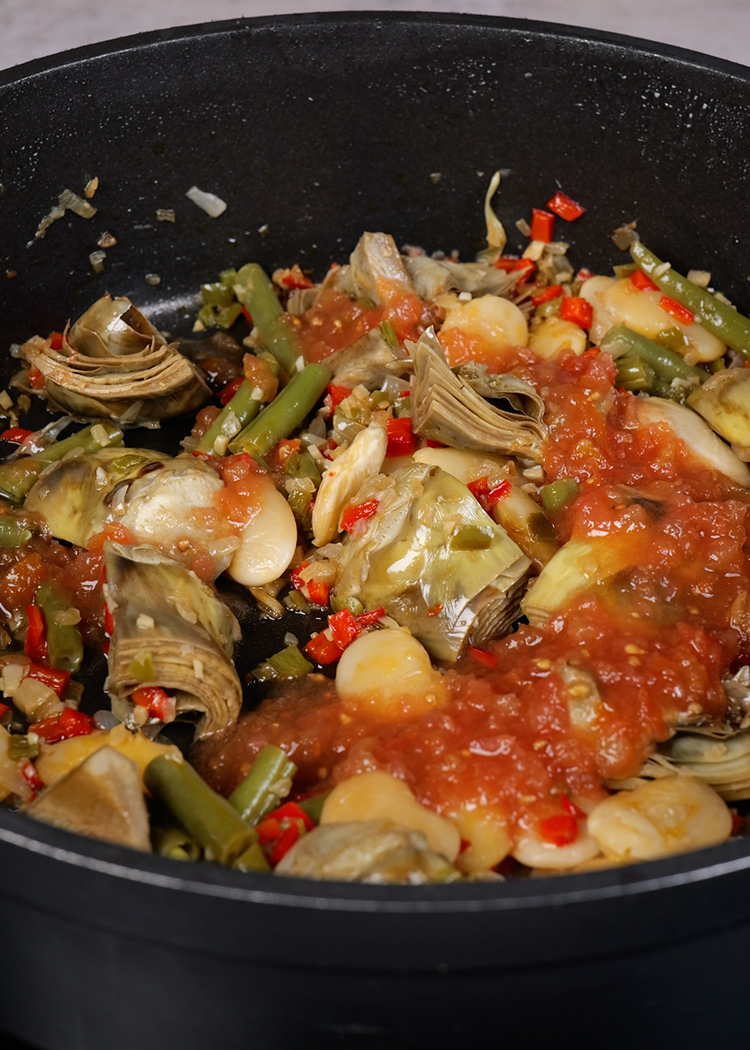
[{"x1": 196, "y1": 349, "x2": 750, "y2": 845}]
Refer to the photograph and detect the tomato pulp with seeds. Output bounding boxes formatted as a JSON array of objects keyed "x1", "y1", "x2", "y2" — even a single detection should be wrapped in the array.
[
  {"x1": 297, "y1": 286, "x2": 430, "y2": 362},
  {"x1": 197, "y1": 349, "x2": 750, "y2": 848}
]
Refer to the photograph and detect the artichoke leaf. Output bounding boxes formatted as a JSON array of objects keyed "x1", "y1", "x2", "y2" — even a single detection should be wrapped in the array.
[
  {"x1": 335, "y1": 463, "x2": 531, "y2": 661},
  {"x1": 404, "y1": 254, "x2": 518, "y2": 301},
  {"x1": 642, "y1": 730, "x2": 750, "y2": 802},
  {"x1": 409, "y1": 329, "x2": 546, "y2": 462},
  {"x1": 349, "y1": 232, "x2": 416, "y2": 304},
  {"x1": 324, "y1": 328, "x2": 406, "y2": 389},
  {"x1": 687, "y1": 368, "x2": 750, "y2": 461},
  {"x1": 24, "y1": 294, "x2": 210, "y2": 424},
  {"x1": 104, "y1": 543, "x2": 242, "y2": 739}
]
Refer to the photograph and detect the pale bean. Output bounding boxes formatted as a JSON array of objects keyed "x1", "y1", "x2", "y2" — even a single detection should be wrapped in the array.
[
  {"x1": 451, "y1": 805, "x2": 512, "y2": 873},
  {"x1": 321, "y1": 771, "x2": 460, "y2": 861},
  {"x1": 336, "y1": 628, "x2": 446, "y2": 720},
  {"x1": 529, "y1": 316, "x2": 587, "y2": 359},
  {"x1": 512, "y1": 823, "x2": 601, "y2": 870},
  {"x1": 228, "y1": 478, "x2": 298, "y2": 586},
  {"x1": 439, "y1": 293, "x2": 529, "y2": 352},
  {"x1": 587, "y1": 775, "x2": 732, "y2": 862}
]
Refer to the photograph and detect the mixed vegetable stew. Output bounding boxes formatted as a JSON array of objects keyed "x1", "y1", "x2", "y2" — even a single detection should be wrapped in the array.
[{"x1": 1, "y1": 175, "x2": 749, "y2": 882}]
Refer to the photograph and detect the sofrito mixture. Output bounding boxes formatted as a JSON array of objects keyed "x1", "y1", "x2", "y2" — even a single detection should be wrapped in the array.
[{"x1": 0, "y1": 175, "x2": 748, "y2": 882}]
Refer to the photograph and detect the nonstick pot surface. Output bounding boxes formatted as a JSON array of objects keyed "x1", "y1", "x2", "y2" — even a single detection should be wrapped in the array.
[{"x1": 2, "y1": 12, "x2": 750, "y2": 1049}]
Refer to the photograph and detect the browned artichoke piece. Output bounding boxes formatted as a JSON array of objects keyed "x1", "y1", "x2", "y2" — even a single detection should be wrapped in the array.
[
  {"x1": 26, "y1": 746, "x2": 151, "y2": 851},
  {"x1": 409, "y1": 329, "x2": 547, "y2": 462},
  {"x1": 104, "y1": 543, "x2": 242, "y2": 739},
  {"x1": 274, "y1": 820, "x2": 460, "y2": 883},
  {"x1": 334, "y1": 462, "x2": 531, "y2": 661},
  {"x1": 349, "y1": 232, "x2": 417, "y2": 304},
  {"x1": 23, "y1": 294, "x2": 210, "y2": 424},
  {"x1": 324, "y1": 328, "x2": 405, "y2": 389},
  {"x1": 687, "y1": 368, "x2": 750, "y2": 461},
  {"x1": 656, "y1": 730, "x2": 750, "y2": 802}
]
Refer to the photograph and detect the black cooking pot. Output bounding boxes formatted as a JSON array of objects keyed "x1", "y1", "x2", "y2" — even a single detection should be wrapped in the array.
[{"x1": 2, "y1": 13, "x2": 750, "y2": 1049}]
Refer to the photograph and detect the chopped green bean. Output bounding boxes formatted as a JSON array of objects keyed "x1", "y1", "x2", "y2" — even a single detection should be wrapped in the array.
[
  {"x1": 144, "y1": 754, "x2": 258, "y2": 866},
  {"x1": 0, "y1": 422, "x2": 123, "y2": 503},
  {"x1": 36, "y1": 579, "x2": 83, "y2": 673},
  {"x1": 233, "y1": 841, "x2": 271, "y2": 873},
  {"x1": 601, "y1": 324, "x2": 705, "y2": 385},
  {"x1": 630, "y1": 241, "x2": 750, "y2": 359},
  {"x1": 234, "y1": 263, "x2": 303, "y2": 375},
  {"x1": 297, "y1": 791, "x2": 330, "y2": 825},
  {"x1": 615, "y1": 354, "x2": 655, "y2": 392},
  {"x1": 229, "y1": 363, "x2": 331, "y2": 458},
  {"x1": 540, "y1": 478, "x2": 580, "y2": 514},
  {"x1": 228, "y1": 744, "x2": 297, "y2": 825},
  {"x1": 196, "y1": 379, "x2": 261, "y2": 455},
  {"x1": 0, "y1": 517, "x2": 33, "y2": 547},
  {"x1": 151, "y1": 819, "x2": 202, "y2": 862}
]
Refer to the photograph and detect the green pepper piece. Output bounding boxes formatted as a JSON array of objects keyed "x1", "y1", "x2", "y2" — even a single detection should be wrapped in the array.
[
  {"x1": 540, "y1": 478, "x2": 580, "y2": 514},
  {"x1": 35, "y1": 580, "x2": 84, "y2": 673},
  {"x1": 0, "y1": 517, "x2": 33, "y2": 548}
]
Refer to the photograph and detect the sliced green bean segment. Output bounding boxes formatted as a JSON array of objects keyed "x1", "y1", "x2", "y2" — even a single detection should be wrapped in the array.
[
  {"x1": 235, "y1": 263, "x2": 303, "y2": 375},
  {"x1": 266, "y1": 644, "x2": 314, "y2": 680},
  {"x1": 601, "y1": 324, "x2": 705, "y2": 384},
  {"x1": 196, "y1": 380, "x2": 261, "y2": 455},
  {"x1": 540, "y1": 478, "x2": 580, "y2": 514},
  {"x1": 36, "y1": 580, "x2": 83, "y2": 673},
  {"x1": 228, "y1": 744, "x2": 297, "y2": 825},
  {"x1": 151, "y1": 820, "x2": 202, "y2": 862},
  {"x1": 297, "y1": 791, "x2": 330, "y2": 825},
  {"x1": 0, "y1": 422, "x2": 123, "y2": 502},
  {"x1": 229, "y1": 363, "x2": 331, "y2": 458},
  {"x1": 630, "y1": 241, "x2": 750, "y2": 359},
  {"x1": 233, "y1": 841, "x2": 271, "y2": 873},
  {"x1": 144, "y1": 754, "x2": 257, "y2": 866},
  {"x1": 0, "y1": 517, "x2": 33, "y2": 547},
  {"x1": 615, "y1": 354, "x2": 655, "y2": 392}
]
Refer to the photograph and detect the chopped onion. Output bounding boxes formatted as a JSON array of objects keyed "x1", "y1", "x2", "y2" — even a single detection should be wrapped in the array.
[{"x1": 185, "y1": 186, "x2": 227, "y2": 218}]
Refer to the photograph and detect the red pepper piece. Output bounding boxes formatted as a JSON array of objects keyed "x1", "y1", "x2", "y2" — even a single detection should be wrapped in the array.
[
  {"x1": 559, "y1": 793, "x2": 587, "y2": 820},
  {"x1": 0, "y1": 428, "x2": 34, "y2": 444},
  {"x1": 0, "y1": 703, "x2": 9, "y2": 720},
  {"x1": 575, "y1": 267, "x2": 595, "y2": 283},
  {"x1": 290, "y1": 560, "x2": 309, "y2": 590},
  {"x1": 104, "y1": 601, "x2": 115, "y2": 637},
  {"x1": 583, "y1": 347, "x2": 600, "y2": 358},
  {"x1": 559, "y1": 296, "x2": 593, "y2": 329},
  {"x1": 494, "y1": 257, "x2": 536, "y2": 281},
  {"x1": 530, "y1": 208, "x2": 555, "y2": 243},
  {"x1": 306, "y1": 579, "x2": 330, "y2": 606},
  {"x1": 26, "y1": 662, "x2": 70, "y2": 698},
  {"x1": 269, "y1": 822, "x2": 302, "y2": 866},
  {"x1": 486, "y1": 479, "x2": 511, "y2": 505},
  {"x1": 256, "y1": 817, "x2": 282, "y2": 845},
  {"x1": 132, "y1": 686, "x2": 176, "y2": 722},
  {"x1": 356, "y1": 607, "x2": 386, "y2": 627},
  {"x1": 325, "y1": 384, "x2": 352, "y2": 410},
  {"x1": 385, "y1": 416, "x2": 415, "y2": 457},
  {"x1": 241, "y1": 306, "x2": 253, "y2": 325},
  {"x1": 49, "y1": 331, "x2": 65, "y2": 351},
  {"x1": 328, "y1": 608, "x2": 361, "y2": 650},
  {"x1": 546, "y1": 191, "x2": 586, "y2": 221},
  {"x1": 539, "y1": 813, "x2": 579, "y2": 846},
  {"x1": 32, "y1": 707, "x2": 95, "y2": 744},
  {"x1": 280, "y1": 266, "x2": 314, "y2": 290},
  {"x1": 426, "y1": 602, "x2": 443, "y2": 617},
  {"x1": 217, "y1": 376, "x2": 244, "y2": 406},
  {"x1": 266, "y1": 801, "x2": 316, "y2": 832},
  {"x1": 531, "y1": 284, "x2": 563, "y2": 306},
  {"x1": 340, "y1": 499, "x2": 380, "y2": 533},
  {"x1": 21, "y1": 760, "x2": 44, "y2": 796},
  {"x1": 24, "y1": 604, "x2": 48, "y2": 665},
  {"x1": 659, "y1": 295, "x2": 694, "y2": 326},
  {"x1": 468, "y1": 647, "x2": 497, "y2": 669},
  {"x1": 630, "y1": 269, "x2": 659, "y2": 292},
  {"x1": 28, "y1": 368, "x2": 45, "y2": 390},
  {"x1": 467, "y1": 477, "x2": 489, "y2": 502},
  {"x1": 304, "y1": 631, "x2": 344, "y2": 666}
]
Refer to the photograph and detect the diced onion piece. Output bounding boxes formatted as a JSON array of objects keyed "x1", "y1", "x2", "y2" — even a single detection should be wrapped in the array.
[{"x1": 185, "y1": 185, "x2": 227, "y2": 218}]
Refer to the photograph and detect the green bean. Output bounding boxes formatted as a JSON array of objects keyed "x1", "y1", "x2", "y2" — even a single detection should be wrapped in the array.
[
  {"x1": 229, "y1": 363, "x2": 331, "y2": 458},
  {"x1": 601, "y1": 324, "x2": 705, "y2": 384},
  {"x1": 615, "y1": 354, "x2": 655, "y2": 392},
  {"x1": 233, "y1": 841, "x2": 271, "y2": 873},
  {"x1": 540, "y1": 478, "x2": 580, "y2": 514},
  {"x1": 151, "y1": 819, "x2": 202, "y2": 862},
  {"x1": 144, "y1": 754, "x2": 258, "y2": 866},
  {"x1": 297, "y1": 791, "x2": 330, "y2": 825},
  {"x1": 234, "y1": 263, "x2": 303, "y2": 375},
  {"x1": 0, "y1": 422, "x2": 123, "y2": 503},
  {"x1": 630, "y1": 241, "x2": 750, "y2": 359},
  {"x1": 228, "y1": 744, "x2": 297, "y2": 825},
  {"x1": 196, "y1": 380, "x2": 262, "y2": 455},
  {"x1": 35, "y1": 579, "x2": 84, "y2": 673},
  {"x1": 0, "y1": 517, "x2": 33, "y2": 547}
]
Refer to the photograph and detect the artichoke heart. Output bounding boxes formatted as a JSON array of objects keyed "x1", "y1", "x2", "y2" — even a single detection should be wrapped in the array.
[
  {"x1": 335, "y1": 463, "x2": 531, "y2": 661},
  {"x1": 409, "y1": 329, "x2": 546, "y2": 462},
  {"x1": 23, "y1": 294, "x2": 210, "y2": 424},
  {"x1": 24, "y1": 448, "x2": 238, "y2": 577},
  {"x1": 653, "y1": 729, "x2": 750, "y2": 802},
  {"x1": 104, "y1": 543, "x2": 242, "y2": 739},
  {"x1": 687, "y1": 368, "x2": 750, "y2": 461}
]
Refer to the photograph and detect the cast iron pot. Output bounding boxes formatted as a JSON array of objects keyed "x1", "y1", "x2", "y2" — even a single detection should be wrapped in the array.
[{"x1": 2, "y1": 13, "x2": 750, "y2": 1049}]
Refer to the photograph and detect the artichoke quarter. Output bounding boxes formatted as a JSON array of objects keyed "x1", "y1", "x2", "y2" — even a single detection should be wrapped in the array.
[
  {"x1": 104, "y1": 543, "x2": 242, "y2": 739},
  {"x1": 22, "y1": 294, "x2": 210, "y2": 424},
  {"x1": 687, "y1": 368, "x2": 750, "y2": 461},
  {"x1": 334, "y1": 462, "x2": 531, "y2": 661}
]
